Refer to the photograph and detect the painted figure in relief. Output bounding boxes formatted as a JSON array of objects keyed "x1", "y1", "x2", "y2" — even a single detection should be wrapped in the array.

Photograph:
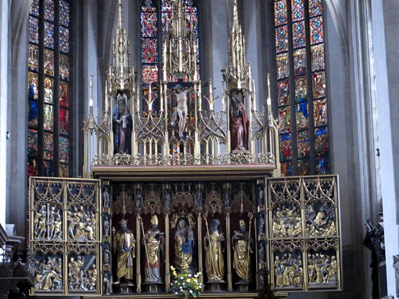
[
  {"x1": 143, "y1": 215, "x2": 164, "y2": 283},
  {"x1": 274, "y1": 253, "x2": 303, "y2": 288},
  {"x1": 232, "y1": 219, "x2": 251, "y2": 282},
  {"x1": 307, "y1": 253, "x2": 337, "y2": 285},
  {"x1": 204, "y1": 218, "x2": 225, "y2": 281},
  {"x1": 113, "y1": 93, "x2": 132, "y2": 154},
  {"x1": 171, "y1": 84, "x2": 191, "y2": 138},
  {"x1": 229, "y1": 89, "x2": 249, "y2": 151},
  {"x1": 34, "y1": 257, "x2": 62, "y2": 291},
  {"x1": 174, "y1": 218, "x2": 194, "y2": 270},
  {"x1": 113, "y1": 219, "x2": 136, "y2": 284}
]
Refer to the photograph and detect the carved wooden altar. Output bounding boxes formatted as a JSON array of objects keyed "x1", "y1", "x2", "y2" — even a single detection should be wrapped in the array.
[{"x1": 28, "y1": 0, "x2": 342, "y2": 298}]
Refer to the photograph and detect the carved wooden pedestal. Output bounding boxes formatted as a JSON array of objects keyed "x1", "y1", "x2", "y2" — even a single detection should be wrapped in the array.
[
  {"x1": 207, "y1": 280, "x2": 226, "y2": 292},
  {"x1": 143, "y1": 282, "x2": 163, "y2": 293}
]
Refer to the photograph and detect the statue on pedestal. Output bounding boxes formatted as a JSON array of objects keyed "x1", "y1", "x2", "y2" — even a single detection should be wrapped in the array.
[
  {"x1": 113, "y1": 219, "x2": 135, "y2": 285},
  {"x1": 174, "y1": 218, "x2": 194, "y2": 270},
  {"x1": 204, "y1": 218, "x2": 225, "y2": 281},
  {"x1": 229, "y1": 89, "x2": 249, "y2": 151},
  {"x1": 113, "y1": 93, "x2": 132, "y2": 154},
  {"x1": 232, "y1": 219, "x2": 252, "y2": 282},
  {"x1": 171, "y1": 84, "x2": 191, "y2": 138},
  {"x1": 143, "y1": 215, "x2": 164, "y2": 283}
]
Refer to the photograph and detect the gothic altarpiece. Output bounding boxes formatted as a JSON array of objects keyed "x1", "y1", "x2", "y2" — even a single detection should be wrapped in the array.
[{"x1": 28, "y1": 1, "x2": 342, "y2": 297}]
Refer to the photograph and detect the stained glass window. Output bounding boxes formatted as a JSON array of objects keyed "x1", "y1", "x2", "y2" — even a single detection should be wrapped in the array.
[
  {"x1": 140, "y1": 0, "x2": 200, "y2": 109},
  {"x1": 273, "y1": 0, "x2": 329, "y2": 175},
  {"x1": 28, "y1": 0, "x2": 71, "y2": 179}
]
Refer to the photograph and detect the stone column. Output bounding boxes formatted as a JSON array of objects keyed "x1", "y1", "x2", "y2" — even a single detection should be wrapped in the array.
[{"x1": 0, "y1": 0, "x2": 9, "y2": 227}]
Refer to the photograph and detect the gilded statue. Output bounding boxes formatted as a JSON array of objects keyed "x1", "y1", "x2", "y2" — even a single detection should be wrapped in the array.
[
  {"x1": 174, "y1": 218, "x2": 194, "y2": 270},
  {"x1": 204, "y1": 218, "x2": 225, "y2": 281},
  {"x1": 308, "y1": 253, "x2": 337, "y2": 285},
  {"x1": 142, "y1": 215, "x2": 164, "y2": 283},
  {"x1": 232, "y1": 219, "x2": 252, "y2": 282},
  {"x1": 34, "y1": 257, "x2": 62, "y2": 291},
  {"x1": 113, "y1": 219, "x2": 136, "y2": 284}
]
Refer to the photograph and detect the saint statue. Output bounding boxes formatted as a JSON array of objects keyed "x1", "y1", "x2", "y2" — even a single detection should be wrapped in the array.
[
  {"x1": 113, "y1": 219, "x2": 136, "y2": 284},
  {"x1": 113, "y1": 93, "x2": 132, "y2": 154},
  {"x1": 204, "y1": 218, "x2": 225, "y2": 281},
  {"x1": 232, "y1": 219, "x2": 252, "y2": 282},
  {"x1": 171, "y1": 84, "x2": 190, "y2": 138},
  {"x1": 174, "y1": 218, "x2": 194, "y2": 270},
  {"x1": 143, "y1": 215, "x2": 164, "y2": 283},
  {"x1": 229, "y1": 89, "x2": 249, "y2": 151}
]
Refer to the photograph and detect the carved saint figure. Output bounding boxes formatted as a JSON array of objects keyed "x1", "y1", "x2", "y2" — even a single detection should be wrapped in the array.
[
  {"x1": 229, "y1": 89, "x2": 249, "y2": 151},
  {"x1": 143, "y1": 215, "x2": 164, "y2": 283},
  {"x1": 113, "y1": 93, "x2": 132, "y2": 154},
  {"x1": 232, "y1": 219, "x2": 252, "y2": 282},
  {"x1": 171, "y1": 84, "x2": 190, "y2": 138},
  {"x1": 113, "y1": 219, "x2": 136, "y2": 284},
  {"x1": 204, "y1": 218, "x2": 225, "y2": 281},
  {"x1": 174, "y1": 218, "x2": 194, "y2": 270},
  {"x1": 103, "y1": 186, "x2": 110, "y2": 209}
]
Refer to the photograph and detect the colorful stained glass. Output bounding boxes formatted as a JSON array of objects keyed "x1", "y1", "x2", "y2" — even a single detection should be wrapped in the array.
[
  {"x1": 60, "y1": 0, "x2": 70, "y2": 27},
  {"x1": 29, "y1": 16, "x2": 39, "y2": 44},
  {"x1": 141, "y1": 39, "x2": 158, "y2": 63},
  {"x1": 44, "y1": 104, "x2": 54, "y2": 131},
  {"x1": 60, "y1": 54, "x2": 69, "y2": 81},
  {"x1": 44, "y1": 21, "x2": 54, "y2": 49},
  {"x1": 316, "y1": 154, "x2": 329, "y2": 174},
  {"x1": 185, "y1": 7, "x2": 199, "y2": 33},
  {"x1": 274, "y1": 0, "x2": 287, "y2": 26},
  {"x1": 44, "y1": 133, "x2": 54, "y2": 160},
  {"x1": 60, "y1": 26, "x2": 70, "y2": 53},
  {"x1": 297, "y1": 158, "x2": 310, "y2": 175},
  {"x1": 59, "y1": 82, "x2": 69, "y2": 108},
  {"x1": 161, "y1": 1, "x2": 173, "y2": 35},
  {"x1": 292, "y1": 21, "x2": 306, "y2": 49},
  {"x1": 30, "y1": 0, "x2": 40, "y2": 16},
  {"x1": 142, "y1": 65, "x2": 159, "y2": 83},
  {"x1": 312, "y1": 71, "x2": 326, "y2": 98},
  {"x1": 314, "y1": 99, "x2": 328, "y2": 127},
  {"x1": 275, "y1": 25, "x2": 288, "y2": 53},
  {"x1": 291, "y1": 0, "x2": 304, "y2": 22},
  {"x1": 309, "y1": 0, "x2": 323, "y2": 17},
  {"x1": 294, "y1": 49, "x2": 307, "y2": 76},
  {"x1": 281, "y1": 161, "x2": 293, "y2": 176},
  {"x1": 278, "y1": 79, "x2": 289, "y2": 106},
  {"x1": 315, "y1": 127, "x2": 328, "y2": 155},
  {"x1": 28, "y1": 129, "x2": 38, "y2": 158},
  {"x1": 295, "y1": 77, "x2": 307, "y2": 103},
  {"x1": 296, "y1": 103, "x2": 309, "y2": 130},
  {"x1": 59, "y1": 107, "x2": 69, "y2": 135},
  {"x1": 141, "y1": 12, "x2": 158, "y2": 37},
  {"x1": 27, "y1": 159, "x2": 38, "y2": 177},
  {"x1": 311, "y1": 44, "x2": 325, "y2": 71},
  {"x1": 60, "y1": 163, "x2": 69, "y2": 177},
  {"x1": 276, "y1": 53, "x2": 289, "y2": 79},
  {"x1": 280, "y1": 134, "x2": 292, "y2": 161},
  {"x1": 44, "y1": 49, "x2": 55, "y2": 76},
  {"x1": 278, "y1": 106, "x2": 291, "y2": 134},
  {"x1": 310, "y1": 16, "x2": 324, "y2": 44},
  {"x1": 29, "y1": 44, "x2": 39, "y2": 72},
  {"x1": 44, "y1": 160, "x2": 53, "y2": 177},
  {"x1": 44, "y1": 0, "x2": 55, "y2": 22},
  {"x1": 297, "y1": 130, "x2": 310, "y2": 158},
  {"x1": 28, "y1": 72, "x2": 39, "y2": 127},
  {"x1": 44, "y1": 77, "x2": 54, "y2": 104},
  {"x1": 59, "y1": 136, "x2": 69, "y2": 163}
]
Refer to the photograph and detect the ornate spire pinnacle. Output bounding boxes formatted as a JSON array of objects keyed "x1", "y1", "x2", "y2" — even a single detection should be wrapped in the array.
[
  {"x1": 224, "y1": 0, "x2": 249, "y2": 91},
  {"x1": 108, "y1": 0, "x2": 135, "y2": 93}
]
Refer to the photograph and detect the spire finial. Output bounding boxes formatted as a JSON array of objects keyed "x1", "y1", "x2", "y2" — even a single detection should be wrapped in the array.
[{"x1": 118, "y1": 0, "x2": 123, "y2": 29}]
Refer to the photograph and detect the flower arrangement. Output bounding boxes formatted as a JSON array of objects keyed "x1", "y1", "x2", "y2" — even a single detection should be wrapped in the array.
[{"x1": 170, "y1": 265, "x2": 202, "y2": 298}]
